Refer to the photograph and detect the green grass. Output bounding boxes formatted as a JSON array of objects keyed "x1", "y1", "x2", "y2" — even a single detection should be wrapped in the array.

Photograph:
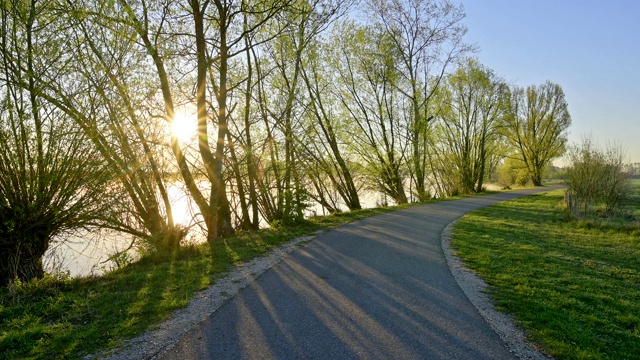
[
  {"x1": 0, "y1": 202, "x2": 425, "y2": 360},
  {"x1": 451, "y1": 190, "x2": 640, "y2": 359}
]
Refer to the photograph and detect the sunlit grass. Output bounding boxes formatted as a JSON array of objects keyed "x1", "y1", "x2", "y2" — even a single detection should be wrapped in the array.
[{"x1": 451, "y1": 190, "x2": 640, "y2": 359}]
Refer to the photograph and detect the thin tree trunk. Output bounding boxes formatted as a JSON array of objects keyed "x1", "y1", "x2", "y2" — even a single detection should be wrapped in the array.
[
  {"x1": 227, "y1": 132, "x2": 252, "y2": 230},
  {"x1": 243, "y1": 15, "x2": 260, "y2": 229}
]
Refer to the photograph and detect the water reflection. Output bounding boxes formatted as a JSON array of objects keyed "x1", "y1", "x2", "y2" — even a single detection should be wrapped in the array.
[
  {"x1": 168, "y1": 183, "x2": 195, "y2": 227},
  {"x1": 44, "y1": 183, "x2": 199, "y2": 278},
  {"x1": 44, "y1": 231, "x2": 136, "y2": 277},
  {"x1": 44, "y1": 188, "x2": 392, "y2": 278}
]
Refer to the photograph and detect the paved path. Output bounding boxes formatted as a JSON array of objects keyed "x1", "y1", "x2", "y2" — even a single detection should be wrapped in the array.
[{"x1": 160, "y1": 188, "x2": 551, "y2": 360}]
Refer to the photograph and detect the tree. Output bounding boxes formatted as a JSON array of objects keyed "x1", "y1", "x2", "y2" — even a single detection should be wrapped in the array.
[
  {"x1": 624, "y1": 162, "x2": 640, "y2": 178},
  {"x1": 256, "y1": 1, "x2": 320, "y2": 223},
  {"x1": 501, "y1": 81, "x2": 571, "y2": 186},
  {"x1": 0, "y1": 0, "x2": 111, "y2": 283},
  {"x1": 334, "y1": 22, "x2": 409, "y2": 204},
  {"x1": 432, "y1": 59, "x2": 506, "y2": 194},
  {"x1": 367, "y1": 0, "x2": 471, "y2": 201},
  {"x1": 298, "y1": 4, "x2": 361, "y2": 211}
]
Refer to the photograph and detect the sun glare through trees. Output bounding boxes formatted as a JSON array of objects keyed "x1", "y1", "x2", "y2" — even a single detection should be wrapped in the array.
[
  {"x1": 170, "y1": 109, "x2": 197, "y2": 144},
  {"x1": 0, "y1": 0, "x2": 574, "y2": 285}
]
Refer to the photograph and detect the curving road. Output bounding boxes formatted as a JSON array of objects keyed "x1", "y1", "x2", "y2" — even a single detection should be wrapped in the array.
[{"x1": 159, "y1": 188, "x2": 552, "y2": 360}]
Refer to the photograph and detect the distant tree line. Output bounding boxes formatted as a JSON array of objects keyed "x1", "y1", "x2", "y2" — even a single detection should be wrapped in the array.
[
  {"x1": 0, "y1": 0, "x2": 571, "y2": 284},
  {"x1": 624, "y1": 163, "x2": 640, "y2": 178}
]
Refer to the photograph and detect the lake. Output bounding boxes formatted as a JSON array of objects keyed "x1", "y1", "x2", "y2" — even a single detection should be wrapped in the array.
[{"x1": 44, "y1": 187, "x2": 392, "y2": 278}]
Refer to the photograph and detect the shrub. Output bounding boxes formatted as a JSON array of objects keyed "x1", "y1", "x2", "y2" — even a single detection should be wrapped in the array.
[
  {"x1": 495, "y1": 158, "x2": 530, "y2": 189},
  {"x1": 563, "y1": 138, "x2": 631, "y2": 217},
  {"x1": 0, "y1": 94, "x2": 111, "y2": 285}
]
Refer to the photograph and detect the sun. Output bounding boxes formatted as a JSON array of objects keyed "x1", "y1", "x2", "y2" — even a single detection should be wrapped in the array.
[{"x1": 171, "y1": 110, "x2": 196, "y2": 143}]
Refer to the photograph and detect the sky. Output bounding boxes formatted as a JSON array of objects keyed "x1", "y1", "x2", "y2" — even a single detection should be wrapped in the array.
[{"x1": 458, "y1": 0, "x2": 640, "y2": 163}]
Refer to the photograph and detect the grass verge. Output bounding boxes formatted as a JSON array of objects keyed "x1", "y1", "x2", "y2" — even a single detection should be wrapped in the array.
[
  {"x1": 451, "y1": 190, "x2": 640, "y2": 359},
  {"x1": 1, "y1": 202, "x2": 425, "y2": 360}
]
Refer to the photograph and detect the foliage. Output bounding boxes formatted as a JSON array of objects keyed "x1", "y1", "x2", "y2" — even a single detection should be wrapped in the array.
[
  {"x1": 494, "y1": 162, "x2": 516, "y2": 189},
  {"x1": 543, "y1": 164, "x2": 564, "y2": 183},
  {"x1": 299, "y1": 27, "x2": 363, "y2": 211},
  {"x1": 493, "y1": 157, "x2": 530, "y2": 189},
  {"x1": 452, "y1": 190, "x2": 640, "y2": 359},
  {"x1": 624, "y1": 162, "x2": 640, "y2": 178},
  {"x1": 430, "y1": 58, "x2": 507, "y2": 195},
  {"x1": 500, "y1": 81, "x2": 571, "y2": 186},
  {"x1": 331, "y1": 21, "x2": 410, "y2": 204},
  {"x1": 0, "y1": 1, "x2": 112, "y2": 284},
  {"x1": 563, "y1": 138, "x2": 631, "y2": 217}
]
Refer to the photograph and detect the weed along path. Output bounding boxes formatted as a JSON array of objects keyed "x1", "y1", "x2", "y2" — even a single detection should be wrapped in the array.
[{"x1": 156, "y1": 188, "x2": 556, "y2": 360}]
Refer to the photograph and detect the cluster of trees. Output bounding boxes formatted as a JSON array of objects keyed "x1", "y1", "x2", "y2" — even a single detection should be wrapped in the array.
[{"x1": 0, "y1": 0, "x2": 571, "y2": 284}]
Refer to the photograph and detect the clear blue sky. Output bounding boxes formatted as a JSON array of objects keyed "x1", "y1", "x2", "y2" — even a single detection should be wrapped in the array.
[{"x1": 459, "y1": 0, "x2": 640, "y2": 163}]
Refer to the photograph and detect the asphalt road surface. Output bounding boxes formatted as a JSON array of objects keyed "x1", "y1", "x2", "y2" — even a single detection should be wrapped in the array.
[{"x1": 160, "y1": 188, "x2": 550, "y2": 360}]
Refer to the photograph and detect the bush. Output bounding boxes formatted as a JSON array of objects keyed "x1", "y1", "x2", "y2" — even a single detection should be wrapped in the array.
[
  {"x1": 563, "y1": 138, "x2": 631, "y2": 217},
  {"x1": 495, "y1": 158, "x2": 529, "y2": 189},
  {"x1": 0, "y1": 94, "x2": 111, "y2": 285}
]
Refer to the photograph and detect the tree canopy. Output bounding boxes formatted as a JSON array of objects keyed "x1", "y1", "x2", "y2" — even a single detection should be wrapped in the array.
[
  {"x1": 0, "y1": 0, "x2": 573, "y2": 283},
  {"x1": 501, "y1": 81, "x2": 571, "y2": 186}
]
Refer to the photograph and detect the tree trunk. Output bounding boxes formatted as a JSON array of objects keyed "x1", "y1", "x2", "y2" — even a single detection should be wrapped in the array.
[
  {"x1": 531, "y1": 166, "x2": 543, "y2": 186},
  {"x1": 217, "y1": 184, "x2": 234, "y2": 237},
  {"x1": 243, "y1": 24, "x2": 260, "y2": 229},
  {"x1": 227, "y1": 132, "x2": 252, "y2": 230},
  {"x1": 1, "y1": 235, "x2": 48, "y2": 285}
]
